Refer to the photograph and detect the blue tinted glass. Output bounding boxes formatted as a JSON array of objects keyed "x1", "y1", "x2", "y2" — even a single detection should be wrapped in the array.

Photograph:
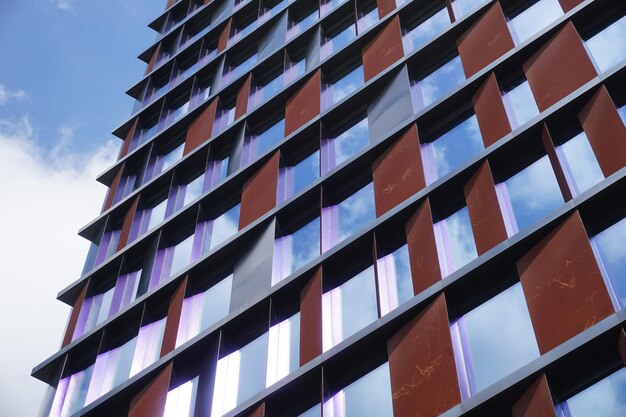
[
  {"x1": 293, "y1": 151, "x2": 320, "y2": 195},
  {"x1": 171, "y1": 235, "x2": 195, "y2": 275},
  {"x1": 330, "y1": 118, "x2": 369, "y2": 170},
  {"x1": 505, "y1": 81, "x2": 539, "y2": 128},
  {"x1": 428, "y1": 115, "x2": 484, "y2": 181},
  {"x1": 417, "y1": 56, "x2": 466, "y2": 108},
  {"x1": 558, "y1": 132, "x2": 603, "y2": 196},
  {"x1": 148, "y1": 199, "x2": 167, "y2": 230},
  {"x1": 323, "y1": 24, "x2": 356, "y2": 58},
  {"x1": 299, "y1": 404, "x2": 321, "y2": 417},
  {"x1": 161, "y1": 143, "x2": 184, "y2": 173},
  {"x1": 210, "y1": 205, "x2": 240, "y2": 249},
  {"x1": 200, "y1": 275, "x2": 233, "y2": 331},
  {"x1": 403, "y1": 7, "x2": 450, "y2": 52},
  {"x1": 564, "y1": 368, "x2": 626, "y2": 417},
  {"x1": 392, "y1": 245, "x2": 414, "y2": 305},
  {"x1": 510, "y1": 0, "x2": 563, "y2": 44},
  {"x1": 446, "y1": 206, "x2": 478, "y2": 272},
  {"x1": 259, "y1": 119, "x2": 285, "y2": 150},
  {"x1": 292, "y1": 218, "x2": 321, "y2": 272},
  {"x1": 343, "y1": 363, "x2": 393, "y2": 417},
  {"x1": 338, "y1": 183, "x2": 376, "y2": 243},
  {"x1": 328, "y1": 66, "x2": 364, "y2": 107},
  {"x1": 340, "y1": 266, "x2": 379, "y2": 341},
  {"x1": 586, "y1": 15, "x2": 626, "y2": 73},
  {"x1": 237, "y1": 333, "x2": 269, "y2": 405},
  {"x1": 458, "y1": 283, "x2": 539, "y2": 393},
  {"x1": 594, "y1": 217, "x2": 626, "y2": 309},
  {"x1": 357, "y1": 6, "x2": 378, "y2": 33},
  {"x1": 505, "y1": 156, "x2": 564, "y2": 231},
  {"x1": 618, "y1": 105, "x2": 626, "y2": 125},
  {"x1": 183, "y1": 174, "x2": 205, "y2": 206},
  {"x1": 451, "y1": 0, "x2": 488, "y2": 19}
]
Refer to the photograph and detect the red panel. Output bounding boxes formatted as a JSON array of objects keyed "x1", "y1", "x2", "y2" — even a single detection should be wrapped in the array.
[
  {"x1": 160, "y1": 277, "x2": 188, "y2": 357},
  {"x1": 377, "y1": 0, "x2": 396, "y2": 19},
  {"x1": 619, "y1": 328, "x2": 626, "y2": 366},
  {"x1": 512, "y1": 374, "x2": 557, "y2": 417},
  {"x1": 457, "y1": 2, "x2": 515, "y2": 78},
  {"x1": 146, "y1": 45, "x2": 160, "y2": 75},
  {"x1": 61, "y1": 280, "x2": 90, "y2": 347},
  {"x1": 541, "y1": 124, "x2": 573, "y2": 202},
  {"x1": 405, "y1": 199, "x2": 441, "y2": 295},
  {"x1": 120, "y1": 119, "x2": 138, "y2": 159},
  {"x1": 117, "y1": 196, "x2": 140, "y2": 251},
  {"x1": 300, "y1": 267, "x2": 323, "y2": 366},
  {"x1": 128, "y1": 363, "x2": 173, "y2": 417},
  {"x1": 184, "y1": 99, "x2": 218, "y2": 156},
  {"x1": 362, "y1": 16, "x2": 404, "y2": 82},
  {"x1": 578, "y1": 85, "x2": 626, "y2": 177},
  {"x1": 103, "y1": 163, "x2": 125, "y2": 212},
  {"x1": 218, "y1": 20, "x2": 231, "y2": 53},
  {"x1": 558, "y1": 0, "x2": 583, "y2": 13},
  {"x1": 387, "y1": 295, "x2": 461, "y2": 417},
  {"x1": 472, "y1": 73, "x2": 511, "y2": 147},
  {"x1": 372, "y1": 125, "x2": 426, "y2": 217},
  {"x1": 523, "y1": 22, "x2": 597, "y2": 112},
  {"x1": 239, "y1": 152, "x2": 281, "y2": 229},
  {"x1": 235, "y1": 74, "x2": 252, "y2": 120},
  {"x1": 247, "y1": 403, "x2": 265, "y2": 417},
  {"x1": 284, "y1": 70, "x2": 321, "y2": 136},
  {"x1": 444, "y1": 0, "x2": 455, "y2": 23},
  {"x1": 464, "y1": 160, "x2": 508, "y2": 255},
  {"x1": 516, "y1": 212, "x2": 614, "y2": 354}
]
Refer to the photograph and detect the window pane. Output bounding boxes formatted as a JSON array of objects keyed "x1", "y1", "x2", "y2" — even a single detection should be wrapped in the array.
[
  {"x1": 402, "y1": 6, "x2": 451, "y2": 52},
  {"x1": 413, "y1": 56, "x2": 465, "y2": 110},
  {"x1": 163, "y1": 377, "x2": 199, "y2": 417},
  {"x1": 618, "y1": 105, "x2": 626, "y2": 125},
  {"x1": 557, "y1": 132, "x2": 604, "y2": 196},
  {"x1": 130, "y1": 318, "x2": 166, "y2": 377},
  {"x1": 210, "y1": 204, "x2": 241, "y2": 249},
  {"x1": 266, "y1": 313, "x2": 300, "y2": 387},
  {"x1": 510, "y1": 0, "x2": 563, "y2": 45},
  {"x1": 503, "y1": 80, "x2": 539, "y2": 129},
  {"x1": 585, "y1": 15, "x2": 626, "y2": 73},
  {"x1": 376, "y1": 244, "x2": 414, "y2": 315},
  {"x1": 299, "y1": 404, "x2": 321, "y2": 417},
  {"x1": 292, "y1": 151, "x2": 320, "y2": 196},
  {"x1": 422, "y1": 114, "x2": 483, "y2": 184},
  {"x1": 562, "y1": 367, "x2": 626, "y2": 417},
  {"x1": 242, "y1": 119, "x2": 285, "y2": 166},
  {"x1": 452, "y1": 283, "x2": 539, "y2": 396},
  {"x1": 147, "y1": 199, "x2": 168, "y2": 231},
  {"x1": 322, "y1": 118, "x2": 369, "y2": 175},
  {"x1": 321, "y1": 23, "x2": 356, "y2": 60},
  {"x1": 237, "y1": 333, "x2": 269, "y2": 405},
  {"x1": 434, "y1": 206, "x2": 478, "y2": 277},
  {"x1": 170, "y1": 235, "x2": 195, "y2": 276},
  {"x1": 273, "y1": 217, "x2": 321, "y2": 285},
  {"x1": 323, "y1": 66, "x2": 364, "y2": 110},
  {"x1": 451, "y1": 0, "x2": 488, "y2": 19},
  {"x1": 593, "y1": 217, "x2": 626, "y2": 310}
]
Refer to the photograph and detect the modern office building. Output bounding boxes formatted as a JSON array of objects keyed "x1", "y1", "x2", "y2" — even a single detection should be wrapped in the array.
[{"x1": 33, "y1": 0, "x2": 626, "y2": 416}]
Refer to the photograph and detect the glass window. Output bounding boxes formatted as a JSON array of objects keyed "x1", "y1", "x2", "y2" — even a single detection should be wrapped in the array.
[
  {"x1": 149, "y1": 234, "x2": 195, "y2": 291},
  {"x1": 287, "y1": 3, "x2": 319, "y2": 40},
  {"x1": 322, "y1": 265, "x2": 379, "y2": 351},
  {"x1": 509, "y1": 0, "x2": 563, "y2": 45},
  {"x1": 86, "y1": 335, "x2": 138, "y2": 404},
  {"x1": 249, "y1": 70, "x2": 284, "y2": 110},
  {"x1": 450, "y1": 0, "x2": 488, "y2": 19},
  {"x1": 108, "y1": 269, "x2": 142, "y2": 317},
  {"x1": 496, "y1": 156, "x2": 564, "y2": 234},
  {"x1": 322, "y1": 182, "x2": 376, "y2": 252},
  {"x1": 556, "y1": 131, "x2": 604, "y2": 196},
  {"x1": 205, "y1": 155, "x2": 230, "y2": 190},
  {"x1": 129, "y1": 316, "x2": 166, "y2": 377},
  {"x1": 618, "y1": 105, "x2": 626, "y2": 125},
  {"x1": 299, "y1": 404, "x2": 322, "y2": 417},
  {"x1": 277, "y1": 150, "x2": 320, "y2": 204},
  {"x1": 434, "y1": 206, "x2": 478, "y2": 277},
  {"x1": 451, "y1": 283, "x2": 539, "y2": 398},
  {"x1": 321, "y1": 117, "x2": 369, "y2": 175},
  {"x1": 211, "y1": 332, "x2": 270, "y2": 416},
  {"x1": 212, "y1": 102, "x2": 237, "y2": 136},
  {"x1": 502, "y1": 80, "x2": 540, "y2": 129},
  {"x1": 242, "y1": 118, "x2": 286, "y2": 166},
  {"x1": 129, "y1": 197, "x2": 168, "y2": 243},
  {"x1": 72, "y1": 285, "x2": 115, "y2": 341},
  {"x1": 163, "y1": 377, "x2": 199, "y2": 417},
  {"x1": 324, "y1": 363, "x2": 393, "y2": 417},
  {"x1": 585, "y1": 15, "x2": 626, "y2": 73},
  {"x1": 412, "y1": 55, "x2": 466, "y2": 111},
  {"x1": 322, "y1": 65, "x2": 365, "y2": 110},
  {"x1": 356, "y1": 0, "x2": 379, "y2": 33},
  {"x1": 176, "y1": 275, "x2": 233, "y2": 347},
  {"x1": 321, "y1": 19, "x2": 357, "y2": 60},
  {"x1": 260, "y1": 0, "x2": 288, "y2": 22},
  {"x1": 321, "y1": 0, "x2": 349, "y2": 17},
  {"x1": 94, "y1": 228, "x2": 121, "y2": 267},
  {"x1": 558, "y1": 367, "x2": 626, "y2": 417},
  {"x1": 266, "y1": 313, "x2": 300, "y2": 387},
  {"x1": 48, "y1": 364, "x2": 95, "y2": 417},
  {"x1": 230, "y1": 13, "x2": 258, "y2": 45},
  {"x1": 376, "y1": 244, "x2": 414, "y2": 316},
  {"x1": 193, "y1": 204, "x2": 241, "y2": 256},
  {"x1": 402, "y1": 5, "x2": 451, "y2": 53},
  {"x1": 421, "y1": 114, "x2": 484, "y2": 184},
  {"x1": 272, "y1": 217, "x2": 321, "y2": 285},
  {"x1": 592, "y1": 217, "x2": 626, "y2": 310},
  {"x1": 223, "y1": 50, "x2": 259, "y2": 85}
]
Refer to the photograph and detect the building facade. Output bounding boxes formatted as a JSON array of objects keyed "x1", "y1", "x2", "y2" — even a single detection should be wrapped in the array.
[{"x1": 34, "y1": 0, "x2": 626, "y2": 416}]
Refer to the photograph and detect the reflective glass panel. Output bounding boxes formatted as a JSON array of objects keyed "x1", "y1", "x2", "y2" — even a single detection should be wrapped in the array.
[
  {"x1": 556, "y1": 132, "x2": 604, "y2": 196},
  {"x1": 376, "y1": 244, "x2": 414, "y2": 315},
  {"x1": 503, "y1": 80, "x2": 540, "y2": 129},
  {"x1": 413, "y1": 56, "x2": 466, "y2": 110},
  {"x1": 560, "y1": 367, "x2": 626, "y2": 417},
  {"x1": 402, "y1": 6, "x2": 450, "y2": 52},
  {"x1": 434, "y1": 206, "x2": 478, "y2": 277},
  {"x1": 593, "y1": 217, "x2": 626, "y2": 310},
  {"x1": 585, "y1": 15, "x2": 626, "y2": 73},
  {"x1": 510, "y1": 0, "x2": 563, "y2": 45},
  {"x1": 321, "y1": 118, "x2": 369, "y2": 175}
]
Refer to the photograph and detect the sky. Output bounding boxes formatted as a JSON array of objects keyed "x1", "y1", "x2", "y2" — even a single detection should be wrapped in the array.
[{"x1": 0, "y1": 1, "x2": 164, "y2": 416}]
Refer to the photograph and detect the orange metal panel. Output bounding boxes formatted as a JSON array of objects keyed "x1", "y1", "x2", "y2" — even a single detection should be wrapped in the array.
[
  {"x1": 218, "y1": 20, "x2": 232, "y2": 53},
  {"x1": 128, "y1": 363, "x2": 173, "y2": 417},
  {"x1": 184, "y1": 99, "x2": 218, "y2": 156},
  {"x1": 362, "y1": 16, "x2": 404, "y2": 82},
  {"x1": 236, "y1": 74, "x2": 253, "y2": 120},
  {"x1": 117, "y1": 196, "x2": 140, "y2": 251},
  {"x1": 146, "y1": 45, "x2": 161, "y2": 75},
  {"x1": 541, "y1": 124, "x2": 573, "y2": 202},
  {"x1": 300, "y1": 267, "x2": 323, "y2": 366},
  {"x1": 472, "y1": 73, "x2": 511, "y2": 147},
  {"x1": 120, "y1": 119, "x2": 138, "y2": 159},
  {"x1": 61, "y1": 280, "x2": 90, "y2": 348},
  {"x1": 558, "y1": 0, "x2": 583, "y2": 12},
  {"x1": 160, "y1": 277, "x2": 188, "y2": 357},
  {"x1": 377, "y1": 0, "x2": 397, "y2": 19},
  {"x1": 239, "y1": 151, "x2": 281, "y2": 229},
  {"x1": 405, "y1": 199, "x2": 441, "y2": 295},
  {"x1": 103, "y1": 163, "x2": 125, "y2": 212},
  {"x1": 511, "y1": 374, "x2": 557, "y2": 417},
  {"x1": 284, "y1": 71, "x2": 321, "y2": 136}
]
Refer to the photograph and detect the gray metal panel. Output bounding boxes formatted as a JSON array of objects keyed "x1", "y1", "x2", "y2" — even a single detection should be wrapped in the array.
[
  {"x1": 258, "y1": 12, "x2": 288, "y2": 62},
  {"x1": 367, "y1": 66, "x2": 414, "y2": 144},
  {"x1": 305, "y1": 27, "x2": 321, "y2": 72},
  {"x1": 230, "y1": 219, "x2": 276, "y2": 312},
  {"x1": 228, "y1": 123, "x2": 247, "y2": 175}
]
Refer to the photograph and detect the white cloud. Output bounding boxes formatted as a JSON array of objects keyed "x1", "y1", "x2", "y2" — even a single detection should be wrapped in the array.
[
  {"x1": 0, "y1": 117, "x2": 118, "y2": 417},
  {"x1": 0, "y1": 84, "x2": 28, "y2": 105},
  {"x1": 51, "y1": 0, "x2": 73, "y2": 11}
]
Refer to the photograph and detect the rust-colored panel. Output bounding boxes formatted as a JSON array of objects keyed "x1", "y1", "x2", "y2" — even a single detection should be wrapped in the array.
[
  {"x1": 103, "y1": 163, "x2": 125, "y2": 212},
  {"x1": 184, "y1": 99, "x2": 218, "y2": 156},
  {"x1": 619, "y1": 328, "x2": 626, "y2": 366},
  {"x1": 444, "y1": 0, "x2": 455, "y2": 23},
  {"x1": 146, "y1": 45, "x2": 161, "y2": 75},
  {"x1": 117, "y1": 196, "x2": 140, "y2": 251},
  {"x1": 472, "y1": 73, "x2": 511, "y2": 147},
  {"x1": 166, "y1": 0, "x2": 174, "y2": 9},
  {"x1": 120, "y1": 119, "x2": 138, "y2": 159},
  {"x1": 387, "y1": 294, "x2": 461, "y2": 417},
  {"x1": 516, "y1": 212, "x2": 614, "y2": 354},
  {"x1": 558, "y1": 0, "x2": 583, "y2": 12},
  {"x1": 372, "y1": 125, "x2": 425, "y2": 217},
  {"x1": 247, "y1": 403, "x2": 265, "y2": 417},
  {"x1": 377, "y1": 0, "x2": 396, "y2": 18},
  {"x1": 160, "y1": 277, "x2": 188, "y2": 357},
  {"x1": 457, "y1": 2, "x2": 515, "y2": 78},
  {"x1": 235, "y1": 74, "x2": 252, "y2": 120},
  {"x1": 512, "y1": 374, "x2": 557, "y2": 417},
  {"x1": 405, "y1": 199, "x2": 441, "y2": 295},
  {"x1": 284, "y1": 70, "x2": 321, "y2": 136},
  {"x1": 300, "y1": 267, "x2": 323, "y2": 366},
  {"x1": 362, "y1": 16, "x2": 404, "y2": 82},
  {"x1": 239, "y1": 152, "x2": 281, "y2": 229},
  {"x1": 523, "y1": 22, "x2": 597, "y2": 112},
  {"x1": 578, "y1": 86, "x2": 626, "y2": 177},
  {"x1": 128, "y1": 363, "x2": 173, "y2": 417},
  {"x1": 218, "y1": 20, "x2": 231, "y2": 53},
  {"x1": 541, "y1": 124, "x2": 573, "y2": 202},
  {"x1": 61, "y1": 280, "x2": 90, "y2": 347},
  {"x1": 464, "y1": 160, "x2": 508, "y2": 255}
]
